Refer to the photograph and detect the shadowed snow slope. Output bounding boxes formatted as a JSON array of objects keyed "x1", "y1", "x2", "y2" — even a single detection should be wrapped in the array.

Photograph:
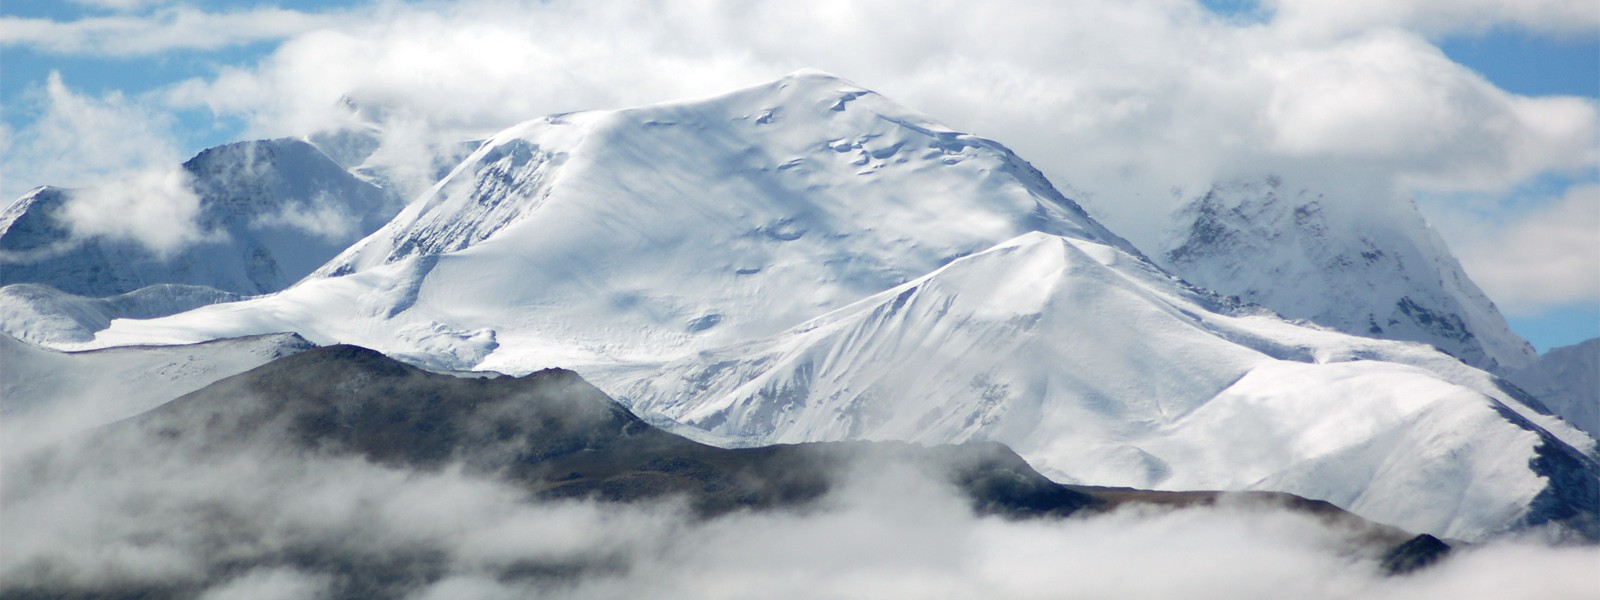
[
  {"x1": 0, "y1": 139, "x2": 398, "y2": 298},
  {"x1": 0, "y1": 283, "x2": 241, "y2": 345},
  {"x1": 1162, "y1": 179, "x2": 1536, "y2": 374},
  {"x1": 64, "y1": 72, "x2": 1597, "y2": 541},
  {"x1": 84, "y1": 70, "x2": 1133, "y2": 370},
  {"x1": 1508, "y1": 339, "x2": 1600, "y2": 441},
  {"x1": 608, "y1": 232, "x2": 1597, "y2": 541}
]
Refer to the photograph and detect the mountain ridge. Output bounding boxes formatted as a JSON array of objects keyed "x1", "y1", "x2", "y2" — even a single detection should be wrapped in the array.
[
  {"x1": 3, "y1": 343, "x2": 1448, "y2": 597},
  {"x1": 24, "y1": 72, "x2": 1592, "y2": 543},
  {"x1": 0, "y1": 137, "x2": 401, "y2": 298},
  {"x1": 1161, "y1": 178, "x2": 1537, "y2": 374}
]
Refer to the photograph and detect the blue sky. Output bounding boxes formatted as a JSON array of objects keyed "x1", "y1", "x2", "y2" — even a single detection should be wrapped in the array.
[
  {"x1": 2, "y1": 0, "x2": 1597, "y2": 353},
  {"x1": 1434, "y1": 28, "x2": 1597, "y2": 352},
  {"x1": 1434, "y1": 31, "x2": 1597, "y2": 352}
]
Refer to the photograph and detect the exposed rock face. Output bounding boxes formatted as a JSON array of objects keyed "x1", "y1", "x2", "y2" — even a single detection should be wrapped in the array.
[
  {"x1": 1379, "y1": 534, "x2": 1452, "y2": 575},
  {"x1": 1162, "y1": 178, "x2": 1536, "y2": 374},
  {"x1": 103, "y1": 344, "x2": 1099, "y2": 518}
]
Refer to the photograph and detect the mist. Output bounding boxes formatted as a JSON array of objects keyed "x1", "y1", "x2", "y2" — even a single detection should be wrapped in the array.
[{"x1": 3, "y1": 403, "x2": 1593, "y2": 600}]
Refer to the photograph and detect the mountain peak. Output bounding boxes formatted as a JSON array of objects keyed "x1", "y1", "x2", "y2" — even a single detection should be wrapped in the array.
[
  {"x1": 0, "y1": 134, "x2": 398, "y2": 298},
  {"x1": 1160, "y1": 176, "x2": 1537, "y2": 373},
  {"x1": 778, "y1": 67, "x2": 867, "y2": 91},
  {"x1": 263, "y1": 74, "x2": 1137, "y2": 370}
]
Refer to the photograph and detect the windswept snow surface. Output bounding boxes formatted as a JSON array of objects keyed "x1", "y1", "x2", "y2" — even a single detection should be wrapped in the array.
[
  {"x1": 70, "y1": 72, "x2": 1596, "y2": 541},
  {"x1": 1162, "y1": 179, "x2": 1537, "y2": 374},
  {"x1": 86, "y1": 70, "x2": 1134, "y2": 369},
  {"x1": 0, "y1": 283, "x2": 241, "y2": 345},
  {"x1": 0, "y1": 332, "x2": 315, "y2": 454},
  {"x1": 609, "y1": 232, "x2": 1594, "y2": 541}
]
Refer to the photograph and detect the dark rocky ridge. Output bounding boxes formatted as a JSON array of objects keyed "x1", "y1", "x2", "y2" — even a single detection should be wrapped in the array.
[
  {"x1": 4, "y1": 345, "x2": 1451, "y2": 598},
  {"x1": 110, "y1": 344, "x2": 1099, "y2": 519}
]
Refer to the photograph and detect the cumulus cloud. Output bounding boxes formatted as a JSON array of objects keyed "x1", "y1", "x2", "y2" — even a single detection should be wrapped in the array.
[
  {"x1": 130, "y1": 0, "x2": 1598, "y2": 254},
  {"x1": 2, "y1": 0, "x2": 1595, "y2": 301},
  {"x1": 2, "y1": 71, "x2": 185, "y2": 200},
  {"x1": 0, "y1": 73, "x2": 215, "y2": 256},
  {"x1": 1438, "y1": 184, "x2": 1600, "y2": 315}
]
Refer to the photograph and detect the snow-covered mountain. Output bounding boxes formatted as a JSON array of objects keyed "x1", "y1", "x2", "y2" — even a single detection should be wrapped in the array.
[
  {"x1": 0, "y1": 331, "x2": 314, "y2": 454},
  {"x1": 47, "y1": 72, "x2": 1598, "y2": 541},
  {"x1": 0, "y1": 283, "x2": 240, "y2": 345},
  {"x1": 3, "y1": 344, "x2": 1446, "y2": 597},
  {"x1": 0, "y1": 138, "x2": 400, "y2": 298},
  {"x1": 1161, "y1": 178, "x2": 1537, "y2": 374},
  {"x1": 85, "y1": 70, "x2": 1137, "y2": 369},
  {"x1": 1508, "y1": 338, "x2": 1599, "y2": 440},
  {"x1": 608, "y1": 232, "x2": 1595, "y2": 541}
]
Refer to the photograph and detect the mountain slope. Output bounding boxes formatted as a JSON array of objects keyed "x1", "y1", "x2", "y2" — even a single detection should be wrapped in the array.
[
  {"x1": 83, "y1": 70, "x2": 1135, "y2": 370},
  {"x1": 608, "y1": 232, "x2": 1597, "y2": 541},
  {"x1": 64, "y1": 72, "x2": 1595, "y2": 542},
  {"x1": 1161, "y1": 178, "x2": 1536, "y2": 373},
  {"x1": 0, "y1": 331, "x2": 314, "y2": 454},
  {"x1": 1508, "y1": 338, "x2": 1600, "y2": 440},
  {"x1": 0, "y1": 283, "x2": 240, "y2": 345},
  {"x1": 3, "y1": 344, "x2": 1443, "y2": 597},
  {"x1": 0, "y1": 138, "x2": 399, "y2": 298}
]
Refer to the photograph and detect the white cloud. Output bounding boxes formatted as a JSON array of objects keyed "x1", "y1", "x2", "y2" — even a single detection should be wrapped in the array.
[
  {"x1": 195, "y1": 569, "x2": 329, "y2": 600},
  {"x1": 60, "y1": 167, "x2": 211, "y2": 258},
  {"x1": 3, "y1": 0, "x2": 1595, "y2": 305},
  {"x1": 2, "y1": 71, "x2": 185, "y2": 199},
  {"x1": 1263, "y1": 0, "x2": 1600, "y2": 39},
  {"x1": 1438, "y1": 184, "x2": 1600, "y2": 315},
  {"x1": 1258, "y1": 32, "x2": 1597, "y2": 188},
  {"x1": 0, "y1": 6, "x2": 341, "y2": 56},
  {"x1": 249, "y1": 192, "x2": 362, "y2": 243},
  {"x1": 0, "y1": 72, "x2": 211, "y2": 256},
  {"x1": 3, "y1": 419, "x2": 1596, "y2": 599},
  {"x1": 136, "y1": 0, "x2": 1596, "y2": 255}
]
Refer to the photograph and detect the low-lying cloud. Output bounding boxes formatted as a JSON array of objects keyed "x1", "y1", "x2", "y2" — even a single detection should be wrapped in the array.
[{"x1": 3, "y1": 410, "x2": 1595, "y2": 600}]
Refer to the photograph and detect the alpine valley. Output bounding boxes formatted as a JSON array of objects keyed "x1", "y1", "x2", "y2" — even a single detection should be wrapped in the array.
[{"x1": 2, "y1": 71, "x2": 1596, "y2": 596}]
